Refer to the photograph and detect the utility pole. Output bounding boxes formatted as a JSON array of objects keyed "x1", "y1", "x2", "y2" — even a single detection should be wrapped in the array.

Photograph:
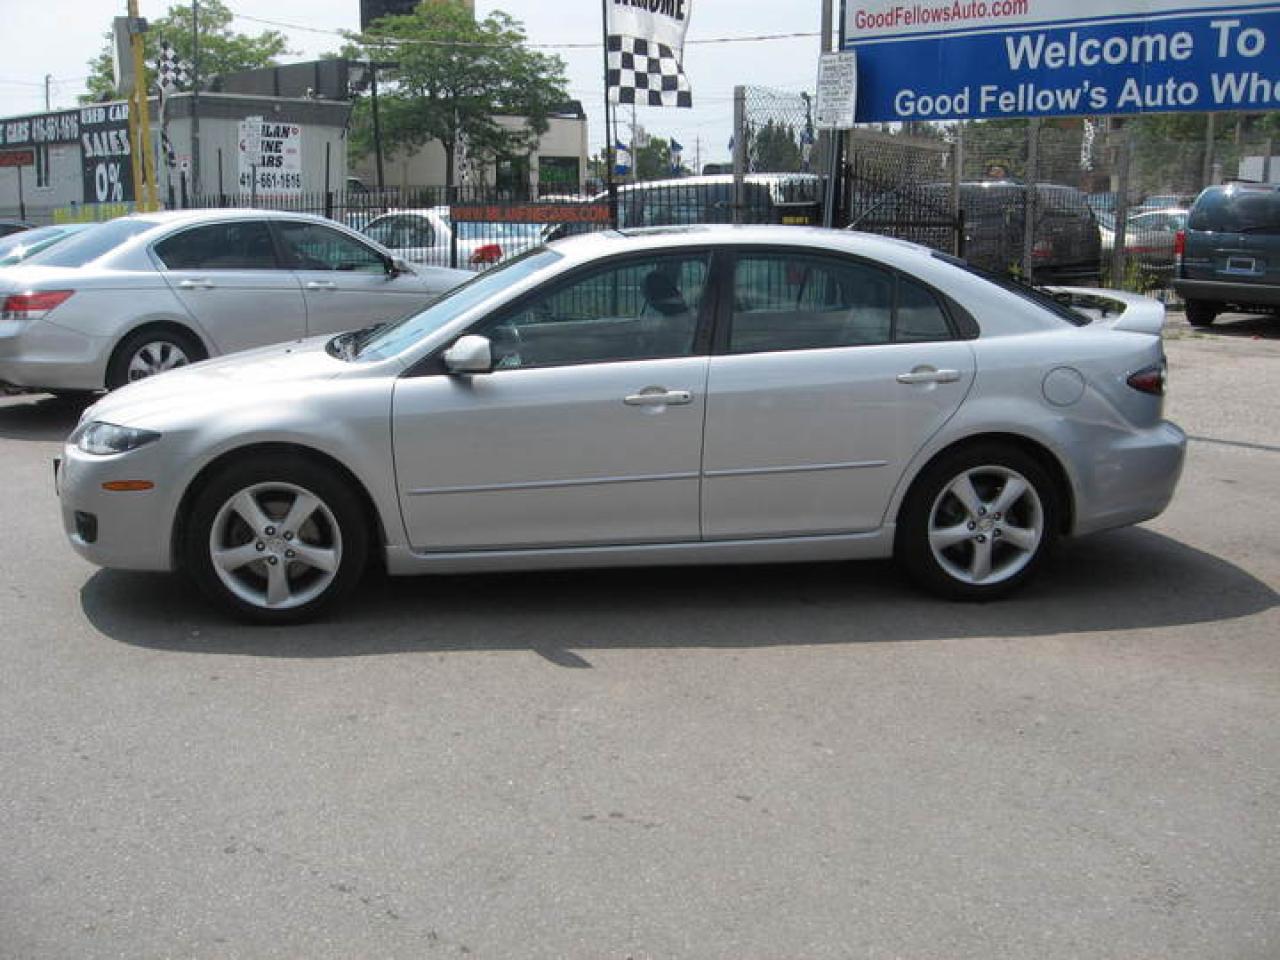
[
  {"x1": 126, "y1": 0, "x2": 158, "y2": 211},
  {"x1": 191, "y1": 0, "x2": 201, "y2": 197},
  {"x1": 43, "y1": 74, "x2": 52, "y2": 111}
]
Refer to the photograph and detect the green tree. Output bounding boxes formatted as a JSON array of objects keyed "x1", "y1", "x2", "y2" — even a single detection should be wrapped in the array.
[
  {"x1": 633, "y1": 136, "x2": 689, "y2": 180},
  {"x1": 351, "y1": 3, "x2": 568, "y2": 187},
  {"x1": 748, "y1": 120, "x2": 804, "y2": 173},
  {"x1": 84, "y1": 0, "x2": 290, "y2": 101}
]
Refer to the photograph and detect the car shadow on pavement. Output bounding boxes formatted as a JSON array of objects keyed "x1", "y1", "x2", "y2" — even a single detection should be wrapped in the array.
[
  {"x1": 83, "y1": 526, "x2": 1277, "y2": 664},
  {"x1": 1191, "y1": 313, "x2": 1279, "y2": 340},
  {"x1": 0, "y1": 394, "x2": 91, "y2": 442}
]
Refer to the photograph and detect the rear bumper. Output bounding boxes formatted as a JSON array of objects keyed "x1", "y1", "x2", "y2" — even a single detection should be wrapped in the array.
[
  {"x1": 1172, "y1": 278, "x2": 1280, "y2": 309},
  {"x1": 0, "y1": 320, "x2": 110, "y2": 391},
  {"x1": 1073, "y1": 420, "x2": 1187, "y2": 536}
]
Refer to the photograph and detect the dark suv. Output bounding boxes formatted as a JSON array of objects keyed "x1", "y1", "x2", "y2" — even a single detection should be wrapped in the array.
[{"x1": 1173, "y1": 183, "x2": 1280, "y2": 326}]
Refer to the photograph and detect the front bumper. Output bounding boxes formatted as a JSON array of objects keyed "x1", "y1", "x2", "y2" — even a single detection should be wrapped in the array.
[{"x1": 58, "y1": 442, "x2": 178, "y2": 572}]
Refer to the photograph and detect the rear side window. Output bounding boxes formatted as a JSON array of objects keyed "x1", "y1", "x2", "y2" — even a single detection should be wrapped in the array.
[
  {"x1": 27, "y1": 219, "x2": 153, "y2": 268},
  {"x1": 896, "y1": 278, "x2": 953, "y2": 342},
  {"x1": 1189, "y1": 188, "x2": 1280, "y2": 234},
  {"x1": 155, "y1": 221, "x2": 279, "y2": 270},
  {"x1": 729, "y1": 254, "x2": 895, "y2": 353}
]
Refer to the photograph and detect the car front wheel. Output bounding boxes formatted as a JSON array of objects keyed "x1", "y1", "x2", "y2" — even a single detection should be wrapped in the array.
[
  {"x1": 897, "y1": 444, "x2": 1059, "y2": 600},
  {"x1": 185, "y1": 457, "x2": 368, "y2": 623}
]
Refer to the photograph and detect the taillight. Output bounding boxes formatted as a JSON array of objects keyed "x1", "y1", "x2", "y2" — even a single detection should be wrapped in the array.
[
  {"x1": 1031, "y1": 239, "x2": 1053, "y2": 260},
  {"x1": 1, "y1": 290, "x2": 74, "y2": 321},
  {"x1": 470, "y1": 244, "x2": 503, "y2": 265},
  {"x1": 1173, "y1": 229, "x2": 1186, "y2": 271},
  {"x1": 1126, "y1": 362, "x2": 1166, "y2": 396}
]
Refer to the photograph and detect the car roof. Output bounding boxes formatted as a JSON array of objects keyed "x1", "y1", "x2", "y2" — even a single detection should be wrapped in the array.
[
  {"x1": 550, "y1": 224, "x2": 937, "y2": 266},
  {"x1": 117, "y1": 209, "x2": 347, "y2": 230}
]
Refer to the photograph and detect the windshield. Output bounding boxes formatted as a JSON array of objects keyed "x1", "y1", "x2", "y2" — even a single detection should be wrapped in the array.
[
  {"x1": 25, "y1": 218, "x2": 155, "y2": 267},
  {"x1": 354, "y1": 246, "x2": 563, "y2": 361}
]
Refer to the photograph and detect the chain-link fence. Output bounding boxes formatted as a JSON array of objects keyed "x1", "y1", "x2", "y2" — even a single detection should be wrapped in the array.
[
  {"x1": 844, "y1": 129, "x2": 959, "y2": 253},
  {"x1": 740, "y1": 86, "x2": 819, "y2": 175}
]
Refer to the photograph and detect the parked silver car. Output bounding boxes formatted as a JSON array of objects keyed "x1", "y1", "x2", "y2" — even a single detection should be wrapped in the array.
[
  {"x1": 0, "y1": 210, "x2": 468, "y2": 394},
  {"x1": 58, "y1": 226, "x2": 1186, "y2": 622}
]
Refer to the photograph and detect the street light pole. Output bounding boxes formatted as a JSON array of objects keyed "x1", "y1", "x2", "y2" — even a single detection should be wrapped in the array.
[
  {"x1": 191, "y1": 0, "x2": 201, "y2": 197},
  {"x1": 370, "y1": 65, "x2": 384, "y2": 191}
]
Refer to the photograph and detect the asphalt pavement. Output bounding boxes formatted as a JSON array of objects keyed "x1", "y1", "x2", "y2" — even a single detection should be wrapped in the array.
[{"x1": 0, "y1": 311, "x2": 1276, "y2": 960}]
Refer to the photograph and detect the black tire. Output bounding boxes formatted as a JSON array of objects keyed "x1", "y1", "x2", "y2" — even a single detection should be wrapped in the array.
[
  {"x1": 896, "y1": 443, "x2": 1060, "y2": 601},
  {"x1": 106, "y1": 326, "x2": 206, "y2": 390},
  {"x1": 1184, "y1": 300, "x2": 1218, "y2": 327},
  {"x1": 184, "y1": 455, "x2": 368, "y2": 624}
]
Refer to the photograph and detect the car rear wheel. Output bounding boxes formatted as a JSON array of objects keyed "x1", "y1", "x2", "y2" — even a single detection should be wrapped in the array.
[
  {"x1": 1184, "y1": 300, "x2": 1218, "y2": 327},
  {"x1": 107, "y1": 327, "x2": 206, "y2": 389},
  {"x1": 185, "y1": 457, "x2": 368, "y2": 624},
  {"x1": 897, "y1": 444, "x2": 1059, "y2": 600}
]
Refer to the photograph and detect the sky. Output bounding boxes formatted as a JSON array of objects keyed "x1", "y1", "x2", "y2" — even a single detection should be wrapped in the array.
[{"x1": 0, "y1": 0, "x2": 833, "y2": 169}]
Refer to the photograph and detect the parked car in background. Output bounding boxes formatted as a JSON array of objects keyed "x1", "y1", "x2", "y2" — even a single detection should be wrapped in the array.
[
  {"x1": 1173, "y1": 182, "x2": 1280, "y2": 326},
  {"x1": 954, "y1": 181, "x2": 1103, "y2": 284},
  {"x1": 547, "y1": 174, "x2": 823, "y2": 242},
  {"x1": 58, "y1": 225, "x2": 1184, "y2": 623},
  {"x1": 0, "y1": 219, "x2": 34, "y2": 238},
  {"x1": 847, "y1": 181, "x2": 1102, "y2": 284},
  {"x1": 0, "y1": 210, "x2": 468, "y2": 395},
  {"x1": 363, "y1": 208, "x2": 542, "y2": 270},
  {"x1": 1100, "y1": 208, "x2": 1188, "y2": 279},
  {"x1": 0, "y1": 222, "x2": 97, "y2": 267}
]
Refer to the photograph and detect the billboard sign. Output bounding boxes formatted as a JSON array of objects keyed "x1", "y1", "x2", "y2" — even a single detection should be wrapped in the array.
[
  {"x1": 80, "y1": 102, "x2": 134, "y2": 204},
  {"x1": 843, "y1": 0, "x2": 1280, "y2": 122},
  {"x1": 238, "y1": 119, "x2": 302, "y2": 196}
]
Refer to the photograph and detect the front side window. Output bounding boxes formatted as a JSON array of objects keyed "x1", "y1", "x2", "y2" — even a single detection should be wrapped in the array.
[
  {"x1": 154, "y1": 221, "x2": 278, "y2": 270},
  {"x1": 474, "y1": 253, "x2": 711, "y2": 369},
  {"x1": 729, "y1": 253, "x2": 894, "y2": 353},
  {"x1": 277, "y1": 221, "x2": 386, "y2": 273}
]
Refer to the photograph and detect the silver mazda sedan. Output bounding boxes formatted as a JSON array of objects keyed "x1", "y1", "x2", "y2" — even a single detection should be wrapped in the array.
[{"x1": 57, "y1": 226, "x2": 1186, "y2": 622}]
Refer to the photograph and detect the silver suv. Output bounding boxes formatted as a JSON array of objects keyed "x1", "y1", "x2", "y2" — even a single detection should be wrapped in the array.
[
  {"x1": 0, "y1": 210, "x2": 469, "y2": 394},
  {"x1": 1173, "y1": 183, "x2": 1280, "y2": 326}
]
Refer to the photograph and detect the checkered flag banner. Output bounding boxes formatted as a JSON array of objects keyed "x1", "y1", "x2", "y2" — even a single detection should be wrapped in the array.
[
  {"x1": 156, "y1": 41, "x2": 192, "y2": 92},
  {"x1": 606, "y1": 0, "x2": 694, "y2": 109}
]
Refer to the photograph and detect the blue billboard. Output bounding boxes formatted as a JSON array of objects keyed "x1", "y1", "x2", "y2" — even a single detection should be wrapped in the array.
[{"x1": 842, "y1": 0, "x2": 1280, "y2": 122}]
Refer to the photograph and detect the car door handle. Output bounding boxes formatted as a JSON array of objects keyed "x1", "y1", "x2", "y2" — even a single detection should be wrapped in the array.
[
  {"x1": 897, "y1": 368, "x2": 961, "y2": 385},
  {"x1": 178, "y1": 278, "x2": 214, "y2": 290},
  {"x1": 624, "y1": 389, "x2": 693, "y2": 407},
  {"x1": 306, "y1": 281, "x2": 338, "y2": 291}
]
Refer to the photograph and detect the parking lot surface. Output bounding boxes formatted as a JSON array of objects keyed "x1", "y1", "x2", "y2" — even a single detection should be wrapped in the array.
[{"x1": 1, "y1": 311, "x2": 1277, "y2": 959}]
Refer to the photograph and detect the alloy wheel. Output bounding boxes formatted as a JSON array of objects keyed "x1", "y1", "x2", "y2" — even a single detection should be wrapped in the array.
[
  {"x1": 927, "y1": 465, "x2": 1045, "y2": 587},
  {"x1": 207, "y1": 482, "x2": 344, "y2": 611}
]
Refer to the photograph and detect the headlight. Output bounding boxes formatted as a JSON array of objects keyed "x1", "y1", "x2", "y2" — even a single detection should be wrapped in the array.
[{"x1": 75, "y1": 421, "x2": 162, "y2": 455}]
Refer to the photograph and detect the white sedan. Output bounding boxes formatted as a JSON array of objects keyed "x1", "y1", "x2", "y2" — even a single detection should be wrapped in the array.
[{"x1": 58, "y1": 226, "x2": 1185, "y2": 622}]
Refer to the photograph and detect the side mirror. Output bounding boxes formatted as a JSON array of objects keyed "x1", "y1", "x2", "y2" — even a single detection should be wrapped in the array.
[
  {"x1": 442, "y1": 335, "x2": 493, "y2": 375},
  {"x1": 385, "y1": 256, "x2": 413, "y2": 277}
]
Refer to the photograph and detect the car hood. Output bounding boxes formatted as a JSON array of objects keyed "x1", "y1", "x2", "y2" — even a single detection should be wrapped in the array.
[{"x1": 83, "y1": 335, "x2": 358, "y2": 429}]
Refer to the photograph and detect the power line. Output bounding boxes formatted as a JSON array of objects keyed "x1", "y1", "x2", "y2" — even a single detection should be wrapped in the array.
[{"x1": 227, "y1": 9, "x2": 818, "y2": 50}]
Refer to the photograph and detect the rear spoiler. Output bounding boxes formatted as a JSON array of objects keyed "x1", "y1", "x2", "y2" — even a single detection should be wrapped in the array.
[{"x1": 1042, "y1": 286, "x2": 1166, "y2": 336}]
